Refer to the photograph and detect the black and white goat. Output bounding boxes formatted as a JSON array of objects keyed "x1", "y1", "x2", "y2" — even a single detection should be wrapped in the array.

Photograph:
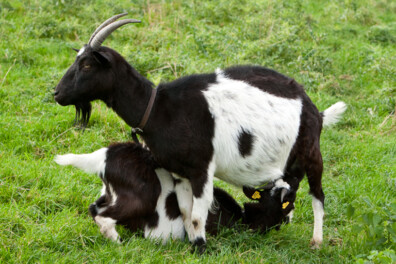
[
  {"x1": 54, "y1": 13, "x2": 347, "y2": 251},
  {"x1": 55, "y1": 142, "x2": 185, "y2": 243},
  {"x1": 54, "y1": 142, "x2": 295, "y2": 242}
]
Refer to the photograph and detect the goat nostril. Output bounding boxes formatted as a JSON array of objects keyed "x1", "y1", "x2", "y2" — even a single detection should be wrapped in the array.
[{"x1": 54, "y1": 91, "x2": 59, "y2": 96}]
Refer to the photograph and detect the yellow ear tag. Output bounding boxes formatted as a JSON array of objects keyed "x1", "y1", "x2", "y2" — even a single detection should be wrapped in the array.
[
  {"x1": 282, "y1": 201, "x2": 290, "y2": 209},
  {"x1": 252, "y1": 191, "x2": 261, "y2": 200}
]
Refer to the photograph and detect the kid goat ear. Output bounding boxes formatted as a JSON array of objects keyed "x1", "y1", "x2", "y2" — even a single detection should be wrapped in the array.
[{"x1": 243, "y1": 186, "x2": 261, "y2": 200}]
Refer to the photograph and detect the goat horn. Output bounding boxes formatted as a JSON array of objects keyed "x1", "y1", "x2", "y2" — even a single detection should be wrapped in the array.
[
  {"x1": 280, "y1": 188, "x2": 288, "y2": 203},
  {"x1": 90, "y1": 19, "x2": 141, "y2": 50},
  {"x1": 88, "y1": 13, "x2": 129, "y2": 45}
]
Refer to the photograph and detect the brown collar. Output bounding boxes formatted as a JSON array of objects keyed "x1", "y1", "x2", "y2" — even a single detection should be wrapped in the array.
[{"x1": 132, "y1": 88, "x2": 157, "y2": 134}]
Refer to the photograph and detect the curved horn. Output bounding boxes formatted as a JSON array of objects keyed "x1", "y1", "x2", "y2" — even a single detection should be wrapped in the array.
[
  {"x1": 280, "y1": 188, "x2": 289, "y2": 203},
  {"x1": 88, "y1": 13, "x2": 129, "y2": 45},
  {"x1": 90, "y1": 19, "x2": 141, "y2": 50}
]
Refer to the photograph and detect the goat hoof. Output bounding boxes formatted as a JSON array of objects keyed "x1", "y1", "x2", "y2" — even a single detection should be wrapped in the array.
[
  {"x1": 191, "y1": 237, "x2": 206, "y2": 254},
  {"x1": 310, "y1": 238, "x2": 322, "y2": 249}
]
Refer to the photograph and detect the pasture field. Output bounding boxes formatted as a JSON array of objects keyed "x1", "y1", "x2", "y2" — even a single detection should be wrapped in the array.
[{"x1": 0, "y1": 0, "x2": 395, "y2": 263}]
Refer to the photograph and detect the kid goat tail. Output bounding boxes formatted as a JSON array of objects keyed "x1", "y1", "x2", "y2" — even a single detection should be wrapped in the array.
[
  {"x1": 54, "y1": 148, "x2": 108, "y2": 175},
  {"x1": 321, "y1": 101, "x2": 347, "y2": 127}
]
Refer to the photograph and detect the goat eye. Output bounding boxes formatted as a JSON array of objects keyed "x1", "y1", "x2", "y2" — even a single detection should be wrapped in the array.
[{"x1": 83, "y1": 64, "x2": 91, "y2": 70}]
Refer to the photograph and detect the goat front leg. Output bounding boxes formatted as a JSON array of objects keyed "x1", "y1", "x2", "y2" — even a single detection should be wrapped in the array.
[
  {"x1": 190, "y1": 179, "x2": 213, "y2": 253},
  {"x1": 173, "y1": 172, "x2": 214, "y2": 253},
  {"x1": 189, "y1": 163, "x2": 215, "y2": 254},
  {"x1": 173, "y1": 176, "x2": 194, "y2": 241}
]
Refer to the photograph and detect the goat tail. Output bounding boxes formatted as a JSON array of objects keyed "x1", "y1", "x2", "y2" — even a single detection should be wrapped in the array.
[
  {"x1": 54, "y1": 147, "x2": 108, "y2": 175},
  {"x1": 321, "y1": 101, "x2": 347, "y2": 127}
]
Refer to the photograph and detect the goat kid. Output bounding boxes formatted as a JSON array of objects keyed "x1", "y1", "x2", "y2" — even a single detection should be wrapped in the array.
[
  {"x1": 242, "y1": 178, "x2": 298, "y2": 232},
  {"x1": 55, "y1": 142, "x2": 296, "y2": 242},
  {"x1": 54, "y1": 142, "x2": 244, "y2": 243},
  {"x1": 55, "y1": 142, "x2": 184, "y2": 243},
  {"x1": 54, "y1": 13, "x2": 347, "y2": 251}
]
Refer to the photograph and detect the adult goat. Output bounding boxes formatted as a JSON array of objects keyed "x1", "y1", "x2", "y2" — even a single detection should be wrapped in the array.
[{"x1": 54, "y1": 13, "x2": 347, "y2": 252}]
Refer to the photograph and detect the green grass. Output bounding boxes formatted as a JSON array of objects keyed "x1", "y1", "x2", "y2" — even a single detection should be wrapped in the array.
[{"x1": 1, "y1": 0, "x2": 395, "y2": 263}]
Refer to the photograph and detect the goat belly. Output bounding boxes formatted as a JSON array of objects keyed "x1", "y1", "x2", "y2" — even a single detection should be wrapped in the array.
[{"x1": 203, "y1": 70, "x2": 303, "y2": 187}]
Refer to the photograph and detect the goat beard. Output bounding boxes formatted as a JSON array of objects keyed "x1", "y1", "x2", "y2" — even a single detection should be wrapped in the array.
[{"x1": 73, "y1": 102, "x2": 92, "y2": 128}]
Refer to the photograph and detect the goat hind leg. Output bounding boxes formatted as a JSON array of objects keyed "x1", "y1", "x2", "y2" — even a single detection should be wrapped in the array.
[{"x1": 305, "y1": 149, "x2": 325, "y2": 248}]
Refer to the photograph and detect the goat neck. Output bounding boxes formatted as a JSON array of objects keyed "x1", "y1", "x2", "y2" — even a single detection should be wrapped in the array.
[{"x1": 108, "y1": 60, "x2": 155, "y2": 130}]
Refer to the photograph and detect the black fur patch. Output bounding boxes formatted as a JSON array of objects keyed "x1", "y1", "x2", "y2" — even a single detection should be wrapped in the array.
[
  {"x1": 223, "y1": 65, "x2": 304, "y2": 99},
  {"x1": 74, "y1": 102, "x2": 92, "y2": 128},
  {"x1": 238, "y1": 129, "x2": 254, "y2": 157},
  {"x1": 206, "y1": 187, "x2": 244, "y2": 236},
  {"x1": 88, "y1": 203, "x2": 98, "y2": 218},
  {"x1": 165, "y1": 192, "x2": 181, "y2": 220},
  {"x1": 146, "y1": 211, "x2": 159, "y2": 228},
  {"x1": 174, "y1": 179, "x2": 182, "y2": 185},
  {"x1": 95, "y1": 142, "x2": 162, "y2": 233}
]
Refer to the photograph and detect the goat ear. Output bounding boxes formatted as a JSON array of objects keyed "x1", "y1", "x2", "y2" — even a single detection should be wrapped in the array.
[
  {"x1": 93, "y1": 51, "x2": 111, "y2": 66},
  {"x1": 72, "y1": 48, "x2": 80, "y2": 53},
  {"x1": 243, "y1": 186, "x2": 261, "y2": 200}
]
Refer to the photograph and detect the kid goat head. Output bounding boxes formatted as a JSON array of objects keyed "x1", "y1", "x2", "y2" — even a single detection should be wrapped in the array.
[{"x1": 54, "y1": 13, "x2": 142, "y2": 126}]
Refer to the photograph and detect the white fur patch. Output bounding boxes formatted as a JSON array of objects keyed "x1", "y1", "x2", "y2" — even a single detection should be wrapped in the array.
[
  {"x1": 108, "y1": 184, "x2": 118, "y2": 206},
  {"x1": 173, "y1": 175, "x2": 194, "y2": 240},
  {"x1": 270, "y1": 178, "x2": 291, "y2": 196},
  {"x1": 95, "y1": 185, "x2": 107, "y2": 214},
  {"x1": 287, "y1": 209, "x2": 294, "y2": 223},
  {"x1": 312, "y1": 197, "x2": 324, "y2": 245},
  {"x1": 54, "y1": 148, "x2": 108, "y2": 176},
  {"x1": 94, "y1": 216, "x2": 120, "y2": 243},
  {"x1": 189, "y1": 160, "x2": 216, "y2": 241},
  {"x1": 100, "y1": 184, "x2": 106, "y2": 196},
  {"x1": 203, "y1": 70, "x2": 302, "y2": 187},
  {"x1": 144, "y1": 169, "x2": 185, "y2": 242},
  {"x1": 77, "y1": 46, "x2": 86, "y2": 57},
  {"x1": 322, "y1": 101, "x2": 347, "y2": 127},
  {"x1": 96, "y1": 205, "x2": 107, "y2": 215},
  {"x1": 274, "y1": 178, "x2": 290, "y2": 189}
]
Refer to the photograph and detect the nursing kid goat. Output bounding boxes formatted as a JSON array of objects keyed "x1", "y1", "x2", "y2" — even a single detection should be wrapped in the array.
[
  {"x1": 54, "y1": 141, "x2": 295, "y2": 242},
  {"x1": 54, "y1": 13, "x2": 347, "y2": 252}
]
